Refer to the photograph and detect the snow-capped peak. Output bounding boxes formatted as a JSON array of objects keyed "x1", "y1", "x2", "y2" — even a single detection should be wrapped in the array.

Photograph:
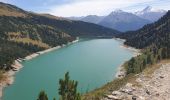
[
  {"x1": 135, "y1": 6, "x2": 167, "y2": 22},
  {"x1": 136, "y1": 6, "x2": 166, "y2": 15},
  {"x1": 110, "y1": 9, "x2": 127, "y2": 15},
  {"x1": 114, "y1": 9, "x2": 124, "y2": 13},
  {"x1": 143, "y1": 6, "x2": 152, "y2": 12}
]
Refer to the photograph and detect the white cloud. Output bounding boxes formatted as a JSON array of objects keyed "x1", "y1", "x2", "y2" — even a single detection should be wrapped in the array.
[
  {"x1": 49, "y1": 0, "x2": 155, "y2": 17},
  {"x1": 0, "y1": 0, "x2": 9, "y2": 3}
]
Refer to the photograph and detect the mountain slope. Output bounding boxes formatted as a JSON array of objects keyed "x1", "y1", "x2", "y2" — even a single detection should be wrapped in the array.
[
  {"x1": 0, "y1": 2, "x2": 28, "y2": 17},
  {"x1": 80, "y1": 15, "x2": 104, "y2": 24},
  {"x1": 135, "y1": 6, "x2": 167, "y2": 22},
  {"x1": 99, "y1": 10, "x2": 151, "y2": 32},
  {"x1": 118, "y1": 11, "x2": 170, "y2": 50},
  {"x1": 31, "y1": 14, "x2": 119, "y2": 37}
]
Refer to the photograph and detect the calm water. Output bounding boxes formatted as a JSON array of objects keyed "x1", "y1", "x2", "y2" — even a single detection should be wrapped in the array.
[{"x1": 3, "y1": 39, "x2": 134, "y2": 100}]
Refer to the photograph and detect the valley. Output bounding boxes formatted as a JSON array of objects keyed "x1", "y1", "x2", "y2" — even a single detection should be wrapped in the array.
[{"x1": 0, "y1": 1, "x2": 170, "y2": 100}]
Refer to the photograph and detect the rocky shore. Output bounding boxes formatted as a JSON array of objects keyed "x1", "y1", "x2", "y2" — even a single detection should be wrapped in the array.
[
  {"x1": 0, "y1": 60, "x2": 22, "y2": 99},
  {"x1": 116, "y1": 44, "x2": 141, "y2": 79},
  {"x1": 104, "y1": 61, "x2": 170, "y2": 100}
]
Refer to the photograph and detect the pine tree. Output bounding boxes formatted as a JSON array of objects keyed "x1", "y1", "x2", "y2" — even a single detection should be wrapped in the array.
[
  {"x1": 58, "y1": 72, "x2": 81, "y2": 100},
  {"x1": 37, "y1": 91, "x2": 48, "y2": 100}
]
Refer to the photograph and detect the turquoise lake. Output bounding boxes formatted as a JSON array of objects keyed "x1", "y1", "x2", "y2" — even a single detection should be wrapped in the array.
[{"x1": 3, "y1": 39, "x2": 134, "y2": 100}]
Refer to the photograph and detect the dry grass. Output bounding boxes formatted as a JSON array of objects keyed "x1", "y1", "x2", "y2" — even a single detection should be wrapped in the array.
[
  {"x1": 0, "y1": 7, "x2": 26, "y2": 17},
  {"x1": 0, "y1": 70, "x2": 6, "y2": 82},
  {"x1": 9, "y1": 38, "x2": 50, "y2": 49},
  {"x1": 82, "y1": 74, "x2": 137, "y2": 100},
  {"x1": 143, "y1": 59, "x2": 170, "y2": 77}
]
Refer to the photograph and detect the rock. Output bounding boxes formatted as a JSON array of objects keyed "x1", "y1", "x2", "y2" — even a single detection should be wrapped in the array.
[
  {"x1": 121, "y1": 88, "x2": 133, "y2": 95},
  {"x1": 138, "y1": 96, "x2": 145, "y2": 100},
  {"x1": 132, "y1": 87, "x2": 136, "y2": 91},
  {"x1": 126, "y1": 83, "x2": 133, "y2": 87},
  {"x1": 112, "y1": 91, "x2": 121, "y2": 96},
  {"x1": 159, "y1": 76, "x2": 164, "y2": 79},
  {"x1": 156, "y1": 93, "x2": 160, "y2": 96},
  {"x1": 107, "y1": 95, "x2": 121, "y2": 100},
  {"x1": 146, "y1": 89, "x2": 150, "y2": 95},
  {"x1": 132, "y1": 95, "x2": 137, "y2": 100}
]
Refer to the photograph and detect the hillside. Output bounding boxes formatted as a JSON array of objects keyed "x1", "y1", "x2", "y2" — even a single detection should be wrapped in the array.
[
  {"x1": 118, "y1": 11, "x2": 170, "y2": 50},
  {"x1": 0, "y1": 2, "x2": 119, "y2": 70},
  {"x1": 116, "y1": 10, "x2": 170, "y2": 75},
  {"x1": 81, "y1": 15, "x2": 104, "y2": 24}
]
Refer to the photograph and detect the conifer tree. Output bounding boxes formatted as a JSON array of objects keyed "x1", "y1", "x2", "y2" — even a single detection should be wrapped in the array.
[
  {"x1": 58, "y1": 72, "x2": 81, "y2": 100},
  {"x1": 37, "y1": 91, "x2": 48, "y2": 100}
]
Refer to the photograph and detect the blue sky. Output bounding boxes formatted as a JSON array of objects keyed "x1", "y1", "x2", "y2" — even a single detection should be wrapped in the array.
[{"x1": 1, "y1": 0, "x2": 170, "y2": 17}]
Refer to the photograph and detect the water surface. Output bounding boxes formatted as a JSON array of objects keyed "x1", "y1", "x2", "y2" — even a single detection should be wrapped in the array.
[{"x1": 3, "y1": 39, "x2": 134, "y2": 100}]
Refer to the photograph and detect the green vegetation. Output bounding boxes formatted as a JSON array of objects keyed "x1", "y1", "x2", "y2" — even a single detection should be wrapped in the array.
[
  {"x1": 125, "y1": 46, "x2": 167, "y2": 74},
  {"x1": 37, "y1": 91, "x2": 48, "y2": 100},
  {"x1": 37, "y1": 72, "x2": 81, "y2": 100},
  {"x1": 59, "y1": 72, "x2": 81, "y2": 100}
]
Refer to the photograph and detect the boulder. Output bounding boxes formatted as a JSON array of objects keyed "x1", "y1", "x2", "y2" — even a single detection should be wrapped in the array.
[
  {"x1": 107, "y1": 95, "x2": 121, "y2": 100},
  {"x1": 112, "y1": 91, "x2": 122, "y2": 96}
]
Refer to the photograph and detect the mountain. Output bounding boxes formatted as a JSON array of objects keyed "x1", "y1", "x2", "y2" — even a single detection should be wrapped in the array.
[
  {"x1": 67, "y1": 16, "x2": 84, "y2": 20},
  {"x1": 68, "y1": 10, "x2": 151, "y2": 32},
  {"x1": 98, "y1": 10, "x2": 151, "y2": 32},
  {"x1": 68, "y1": 7, "x2": 166, "y2": 32},
  {"x1": 0, "y1": 2, "x2": 119, "y2": 69},
  {"x1": 116, "y1": 10, "x2": 170, "y2": 77},
  {"x1": 80, "y1": 15, "x2": 104, "y2": 24},
  {"x1": 135, "y1": 6, "x2": 167, "y2": 22},
  {"x1": 117, "y1": 10, "x2": 170, "y2": 50}
]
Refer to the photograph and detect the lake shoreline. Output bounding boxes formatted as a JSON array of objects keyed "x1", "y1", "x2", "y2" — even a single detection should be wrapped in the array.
[
  {"x1": 1, "y1": 38, "x2": 136, "y2": 99},
  {"x1": 0, "y1": 39, "x2": 79, "y2": 99},
  {"x1": 115, "y1": 39, "x2": 141, "y2": 78}
]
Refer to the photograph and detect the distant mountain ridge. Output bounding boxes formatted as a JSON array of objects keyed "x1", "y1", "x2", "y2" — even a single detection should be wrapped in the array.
[
  {"x1": 98, "y1": 10, "x2": 150, "y2": 32},
  {"x1": 117, "y1": 10, "x2": 170, "y2": 49},
  {"x1": 135, "y1": 6, "x2": 167, "y2": 22},
  {"x1": 81, "y1": 15, "x2": 104, "y2": 24},
  {"x1": 68, "y1": 6, "x2": 167, "y2": 32}
]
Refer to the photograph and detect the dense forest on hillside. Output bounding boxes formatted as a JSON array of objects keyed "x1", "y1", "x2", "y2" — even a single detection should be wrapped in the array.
[
  {"x1": 0, "y1": 15, "x2": 75, "y2": 70},
  {"x1": 117, "y1": 11, "x2": 170, "y2": 74},
  {"x1": 0, "y1": 2, "x2": 118, "y2": 70},
  {"x1": 31, "y1": 14, "x2": 119, "y2": 37}
]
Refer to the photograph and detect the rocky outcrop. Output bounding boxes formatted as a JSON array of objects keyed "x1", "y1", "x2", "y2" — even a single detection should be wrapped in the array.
[{"x1": 104, "y1": 62, "x2": 170, "y2": 100}]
